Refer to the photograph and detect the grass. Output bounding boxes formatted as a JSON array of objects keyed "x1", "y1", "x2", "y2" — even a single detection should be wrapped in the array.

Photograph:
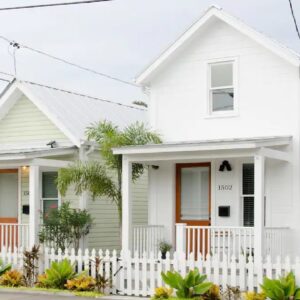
[{"x1": 0, "y1": 286, "x2": 103, "y2": 298}]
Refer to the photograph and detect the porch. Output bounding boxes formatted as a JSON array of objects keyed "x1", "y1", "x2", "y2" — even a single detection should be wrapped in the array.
[
  {"x1": 113, "y1": 136, "x2": 293, "y2": 260},
  {"x1": 0, "y1": 147, "x2": 75, "y2": 250}
]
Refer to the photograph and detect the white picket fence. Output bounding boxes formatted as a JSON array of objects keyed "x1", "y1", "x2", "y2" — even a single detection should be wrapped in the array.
[{"x1": 1, "y1": 247, "x2": 300, "y2": 296}]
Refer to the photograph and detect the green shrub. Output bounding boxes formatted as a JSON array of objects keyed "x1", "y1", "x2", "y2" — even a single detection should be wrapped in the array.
[
  {"x1": 0, "y1": 259, "x2": 11, "y2": 276},
  {"x1": 0, "y1": 270, "x2": 23, "y2": 287},
  {"x1": 161, "y1": 268, "x2": 212, "y2": 298},
  {"x1": 153, "y1": 286, "x2": 173, "y2": 299},
  {"x1": 37, "y1": 259, "x2": 76, "y2": 289},
  {"x1": 260, "y1": 272, "x2": 300, "y2": 300},
  {"x1": 65, "y1": 275, "x2": 96, "y2": 291},
  {"x1": 202, "y1": 284, "x2": 221, "y2": 300},
  {"x1": 244, "y1": 291, "x2": 266, "y2": 300}
]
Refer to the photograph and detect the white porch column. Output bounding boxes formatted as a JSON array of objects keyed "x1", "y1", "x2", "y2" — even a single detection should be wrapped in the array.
[
  {"x1": 29, "y1": 165, "x2": 40, "y2": 248},
  {"x1": 176, "y1": 223, "x2": 187, "y2": 254},
  {"x1": 122, "y1": 156, "x2": 132, "y2": 253},
  {"x1": 254, "y1": 155, "x2": 265, "y2": 263}
]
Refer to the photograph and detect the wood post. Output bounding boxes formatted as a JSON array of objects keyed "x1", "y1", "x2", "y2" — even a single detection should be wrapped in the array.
[
  {"x1": 122, "y1": 156, "x2": 132, "y2": 253},
  {"x1": 29, "y1": 165, "x2": 40, "y2": 248},
  {"x1": 254, "y1": 155, "x2": 265, "y2": 265},
  {"x1": 176, "y1": 223, "x2": 187, "y2": 254}
]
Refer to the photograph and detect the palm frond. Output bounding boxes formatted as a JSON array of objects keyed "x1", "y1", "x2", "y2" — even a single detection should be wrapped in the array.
[{"x1": 57, "y1": 161, "x2": 118, "y2": 203}]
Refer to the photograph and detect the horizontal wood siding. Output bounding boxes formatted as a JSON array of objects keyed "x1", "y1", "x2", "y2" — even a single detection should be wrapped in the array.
[
  {"x1": 0, "y1": 96, "x2": 72, "y2": 147},
  {"x1": 87, "y1": 151, "x2": 148, "y2": 250}
]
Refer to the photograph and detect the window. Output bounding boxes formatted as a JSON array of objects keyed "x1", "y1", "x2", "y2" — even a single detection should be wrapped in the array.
[
  {"x1": 42, "y1": 172, "x2": 59, "y2": 220},
  {"x1": 242, "y1": 164, "x2": 254, "y2": 227},
  {"x1": 209, "y1": 61, "x2": 235, "y2": 114}
]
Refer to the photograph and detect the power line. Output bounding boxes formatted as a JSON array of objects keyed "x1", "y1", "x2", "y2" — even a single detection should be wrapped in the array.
[
  {"x1": 0, "y1": 0, "x2": 112, "y2": 11},
  {"x1": 0, "y1": 36, "x2": 139, "y2": 88},
  {"x1": 0, "y1": 74, "x2": 146, "y2": 110},
  {"x1": 288, "y1": 0, "x2": 300, "y2": 40}
]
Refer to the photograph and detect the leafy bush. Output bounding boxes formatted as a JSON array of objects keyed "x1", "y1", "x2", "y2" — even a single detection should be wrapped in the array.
[
  {"x1": 0, "y1": 259, "x2": 11, "y2": 276},
  {"x1": 0, "y1": 270, "x2": 23, "y2": 287},
  {"x1": 37, "y1": 259, "x2": 76, "y2": 289},
  {"x1": 202, "y1": 284, "x2": 221, "y2": 300},
  {"x1": 260, "y1": 272, "x2": 300, "y2": 300},
  {"x1": 39, "y1": 202, "x2": 92, "y2": 251},
  {"x1": 161, "y1": 268, "x2": 212, "y2": 298},
  {"x1": 153, "y1": 286, "x2": 173, "y2": 299},
  {"x1": 23, "y1": 245, "x2": 40, "y2": 287},
  {"x1": 222, "y1": 285, "x2": 242, "y2": 300},
  {"x1": 65, "y1": 274, "x2": 96, "y2": 291},
  {"x1": 244, "y1": 291, "x2": 266, "y2": 300}
]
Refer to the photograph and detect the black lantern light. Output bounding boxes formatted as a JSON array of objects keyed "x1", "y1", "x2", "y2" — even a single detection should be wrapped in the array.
[{"x1": 219, "y1": 160, "x2": 232, "y2": 172}]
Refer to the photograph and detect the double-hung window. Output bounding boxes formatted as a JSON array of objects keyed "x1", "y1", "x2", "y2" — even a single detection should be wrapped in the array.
[
  {"x1": 42, "y1": 172, "x2": 59, "y2": 220},
  {"x1": 209, "y1": 60, "x2": 235, "y2": 114}
]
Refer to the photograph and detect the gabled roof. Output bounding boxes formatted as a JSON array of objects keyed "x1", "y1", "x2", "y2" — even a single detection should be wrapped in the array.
[
  {"x1": 136, "y1": 5, "x2": 300, "y2": 85},
  {"x1": 0, "y1": 80, "x2": 147, "y2": 147}
]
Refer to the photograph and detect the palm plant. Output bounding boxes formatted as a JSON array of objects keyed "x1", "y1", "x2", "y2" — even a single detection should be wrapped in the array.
[{"x1": 57, "y1": 121, "x2": 161, "y2": 225}]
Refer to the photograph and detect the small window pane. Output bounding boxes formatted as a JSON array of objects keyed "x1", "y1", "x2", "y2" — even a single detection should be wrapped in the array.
[
  {"x1": 180, "y1": 166, "x2": 209, "y2": 221},
  {"x1": 212, "y1": 88, "x2": 234, "y2": 111},
  {"x1": 211, "y1": 63, "x2": 233, "y2": 87},
  {"x1": 42, "y1": 172, "x2": 58, "y2": 198},
  {"x1": 43, "y1": 199, "x2": 58, "y2": 220}
]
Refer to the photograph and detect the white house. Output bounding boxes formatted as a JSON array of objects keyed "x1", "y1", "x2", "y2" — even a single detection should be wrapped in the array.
[
  {"x1": 114, "y1": 6, "x2": 300, "y2": 260},
  {"x1": 0, "y1": 79, "x2": 148, "y2": 251}
]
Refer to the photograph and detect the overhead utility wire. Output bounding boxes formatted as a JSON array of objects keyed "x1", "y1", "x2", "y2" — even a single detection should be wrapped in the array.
[
  {"x1": 0, "y1": 35, "x2": 139, "y2": 88},
  {"x1": 288, "y1": 0, "x2": 300, "y2": 40},
  {"x1": 0, "y1": 74, "x2": 146, "y2": 110},
  {"x1": 0, "y1": 0, "x2": 112, "y2": 11}
]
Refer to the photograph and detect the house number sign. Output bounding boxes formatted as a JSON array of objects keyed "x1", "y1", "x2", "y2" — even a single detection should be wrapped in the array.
[{"x1": 218, "y1": 185, "x2": 233, "y2": 191}]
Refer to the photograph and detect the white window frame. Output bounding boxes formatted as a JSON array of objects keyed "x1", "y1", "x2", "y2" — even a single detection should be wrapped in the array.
[
  {"x1": 40, "y1": 170, "x2": 61, "y2": 222},
  {"x1": 207, "y1": 58, "x2": 238, "y2": 117}
]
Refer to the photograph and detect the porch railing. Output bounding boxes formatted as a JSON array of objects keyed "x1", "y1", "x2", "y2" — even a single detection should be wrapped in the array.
[
  {"x1": 176, "y1": 224, "x2": 289, "y2": 259},
  {"x1": 132, "y1": 225, "x2": 165, "y2": 257},
  {"x1": 0, "y1": 224, "x2": 29, "y2": 250},
  {"x1": 265, "y1": 227, "x2": 289, "y2": 259},
  {"x1": 184, "y1": 225, "x2": 254, "y2": 258}
]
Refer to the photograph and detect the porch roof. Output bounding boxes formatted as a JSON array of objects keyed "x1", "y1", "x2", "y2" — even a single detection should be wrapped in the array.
[
  {"x1": 0, "y1": 146, "x2": 76, "y2": 160},
  {"x1": 113, "y1": 135, "x2": 292, "y2": 156}
]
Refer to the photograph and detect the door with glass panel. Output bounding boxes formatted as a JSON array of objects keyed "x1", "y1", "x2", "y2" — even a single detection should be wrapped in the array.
[{"x1": 176, "y1": 163, "x2": 211, "y2": 255}]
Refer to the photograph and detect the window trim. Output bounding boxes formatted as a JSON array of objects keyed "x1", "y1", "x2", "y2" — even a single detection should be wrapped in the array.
[
  {"x1": 206, "y1": 57, "x2": 238, "y2": 117},
  {"x1": 40, "y1": 171, "x2": 61, "y2": 222}
]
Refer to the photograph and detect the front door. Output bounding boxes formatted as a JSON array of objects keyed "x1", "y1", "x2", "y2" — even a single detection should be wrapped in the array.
[{"x1": 176, "y1": 163, "x2": 211, "y2": 255}]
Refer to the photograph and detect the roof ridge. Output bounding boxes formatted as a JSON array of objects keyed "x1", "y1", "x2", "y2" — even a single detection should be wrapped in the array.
[{"x1": 19, "y1": 79, "x2": 147, "y2": 111}]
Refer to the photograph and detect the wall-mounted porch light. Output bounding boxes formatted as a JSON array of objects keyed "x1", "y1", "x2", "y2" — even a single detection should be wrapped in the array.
[{"x1": 219, "y1": 160, "x2": 232, "y2": 172}]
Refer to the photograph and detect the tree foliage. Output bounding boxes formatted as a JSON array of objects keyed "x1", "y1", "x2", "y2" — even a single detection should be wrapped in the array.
[
  {"x1": 57, "y1": 121, "x2": 161, "y2": 225},
  {"x1": 39, "y1": 202, "x2": 92, "y2": 251}
]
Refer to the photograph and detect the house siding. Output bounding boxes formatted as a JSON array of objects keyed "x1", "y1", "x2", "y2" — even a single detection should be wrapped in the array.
[
  {"x1": 0, "y1": 96, "x2": 72, "y2": 149},
  {"x1": 146, "y1": 17, "x2": 300, "y2": 256},
  {"x1": 87, "y1": 150, "x2": 148, "y2": 250}
]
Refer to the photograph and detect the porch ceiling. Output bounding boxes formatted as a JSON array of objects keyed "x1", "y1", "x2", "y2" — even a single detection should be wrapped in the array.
[{"x1": 113, "y1": 135, "x2": 292, "y2": 162}]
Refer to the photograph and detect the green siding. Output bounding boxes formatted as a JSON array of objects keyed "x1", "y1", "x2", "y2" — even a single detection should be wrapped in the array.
[
  {"x1": 0, "y1": 96, "x2": 71, "y2": 146},
  {"x1": 87, "y1": 151, "x2": 148, "y2": 250}
]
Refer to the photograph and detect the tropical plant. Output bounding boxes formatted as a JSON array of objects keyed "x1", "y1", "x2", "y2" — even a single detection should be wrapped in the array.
[
  {"x1": 65, "y1": 274, "x2": 96, "y2": 291},
  {"x1": 202, "y1": 284, "x2": 221, "y2": 300},
  {"x1": 222, "y1": 285, "x2": 242, "y2": 300},
  {"x1": 244, "y1": 291, "x2": 266, "y2": 300},
  {"x1": 159, "y1": 241, "x2": 172, "y2": 253},
  {"x1": 0, "y1": 259, "x2": 11, "y2": 276},
  {"x1": 57, "y1": 121, "x2": 161, "y2": 226},
  {"x1": 39, "y1": 202, "x2": 92, "y2": 251},
  {"x1": 161, "y1": 268, "x2": 212, "y2": 298},
  {"x1": 153, "y1": 286, "x2": 173, "y2": 299},
  {"x1": 23, "y1": 245, "x2": 40, "y2": 287},
  {"x1": 260, "y1": 272, "x2": 300, "y2": 300},
  {"x1": 38, "y1": 259, "x2": 76, "y2": 289},
  {"x1": 92, "y1": 256, "x2": 110, "y2": 293},
  {"x1": 0, "y1": 270, "x2": 23, "y2": 287}
]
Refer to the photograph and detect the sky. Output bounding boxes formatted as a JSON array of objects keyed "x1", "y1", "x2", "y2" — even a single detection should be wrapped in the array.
[{"x1": 0, "y1": 0, "x2": 299, "y2": 105}]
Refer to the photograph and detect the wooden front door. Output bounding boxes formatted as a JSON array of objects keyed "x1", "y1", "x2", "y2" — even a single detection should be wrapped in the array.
[{"x1": 176, "y1": 163, "x2": 211, "y2": 255}]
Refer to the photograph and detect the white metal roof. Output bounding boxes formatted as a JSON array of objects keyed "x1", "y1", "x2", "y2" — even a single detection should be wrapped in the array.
[
  {"x1": 0, "y1": 80, "x2": 147, "y2": 147},
  {"x1": 136, "y1": 6, "x2": 300, "y2": 85},
  {"x1": 113, "y1": 136, "x2": 292, "y2": 155}
]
